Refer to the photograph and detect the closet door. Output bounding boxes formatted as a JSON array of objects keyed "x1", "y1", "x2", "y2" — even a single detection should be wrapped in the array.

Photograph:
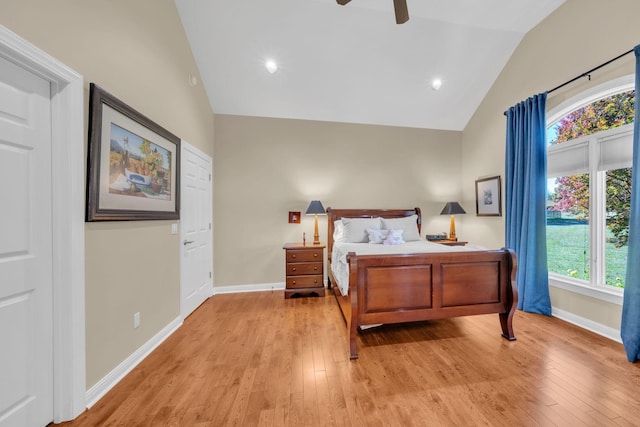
[{"x1": 0, "y1": 55, "x2": 54, "y2": 426}]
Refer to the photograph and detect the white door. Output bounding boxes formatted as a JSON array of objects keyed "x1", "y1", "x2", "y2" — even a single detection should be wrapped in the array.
[
  {"x1": 0, "y1": 56, "x2": 53, "y2": 426},
  {"x1": 180, "y1": 141, "x2": 213, "y2": 318}
]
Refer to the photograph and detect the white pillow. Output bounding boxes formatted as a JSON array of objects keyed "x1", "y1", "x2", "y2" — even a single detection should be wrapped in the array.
[
  {"x1": 333, "y1": 220, "x2": 345, "y2": 242},
  {"x1": 383, "y1": 229, "x2": 404, "y2": 245},
  {"x1": 381, "y1": 215, "x2": 421, "y2": 241},
  {"x1": 341, "y1": 217, "x2": 382, "y2": 243},
  {"x1": 367, "y1": 228, "x2": 388, "y2": 244}
]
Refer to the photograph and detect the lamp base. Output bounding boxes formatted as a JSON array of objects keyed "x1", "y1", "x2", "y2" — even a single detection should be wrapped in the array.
[
  {"x1": 449, "y1": 214, "x2": 457, "y2": 240},
  {"x1": 313, "y1": 214, "x2": 321, "y2": 244}
]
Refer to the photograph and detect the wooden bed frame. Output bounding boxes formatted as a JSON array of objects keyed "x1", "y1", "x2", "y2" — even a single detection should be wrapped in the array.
[{"x1": 326, "y1": 207, "x2": 518, "y2": 359}]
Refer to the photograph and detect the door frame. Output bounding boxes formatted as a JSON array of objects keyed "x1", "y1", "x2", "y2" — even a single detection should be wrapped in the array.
[
  {"x1": 0, "y1": 25, "x2": 86, "y2": 422},
  {"x1": 180, "y1": 140, "x2": 213, "y2": 319}
]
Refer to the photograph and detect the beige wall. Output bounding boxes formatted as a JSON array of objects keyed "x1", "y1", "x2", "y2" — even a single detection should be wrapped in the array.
[
  {"x1": 0, "y1": 1, "x2": 214, "y2": 388},
  {"x1": 462, "y1": 0, "x2": 640, "y2": 331},
  {"x1": 214, "y1": 115, "x2": 463, "y2": 286}
]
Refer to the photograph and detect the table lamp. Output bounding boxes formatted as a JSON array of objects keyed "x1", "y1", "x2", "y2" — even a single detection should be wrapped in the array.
[
  {"x1": 440, "y1": 202, "x2": 466, "y2": 240},
  {"x1": 305, "y1": 200, "x2": 326, "y2": 245}
]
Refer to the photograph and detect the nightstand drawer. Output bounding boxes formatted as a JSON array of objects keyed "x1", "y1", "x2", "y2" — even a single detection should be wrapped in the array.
[
  {"x1": 286, "y1": 262, "x2": 322, "y2": 276},
  {"x1": 286, "y1": 275, "x2": 323, "y2": 289},
  {"x1": 286, "y1": 248, "x2": 323, "y2": 263}
]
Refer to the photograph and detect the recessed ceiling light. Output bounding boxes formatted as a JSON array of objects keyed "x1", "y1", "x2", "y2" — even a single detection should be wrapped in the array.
[
  {"x1": 265, "y1": 60, "x2": 278, "y2": 74},
  {"x1": 431, "y1": 78, "x2": 442, "y2": 91}
]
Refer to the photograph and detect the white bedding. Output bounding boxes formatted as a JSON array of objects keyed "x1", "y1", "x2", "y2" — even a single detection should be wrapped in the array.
[{"x1": 330, "y1": 240, "x2": 487, "y2": 296}]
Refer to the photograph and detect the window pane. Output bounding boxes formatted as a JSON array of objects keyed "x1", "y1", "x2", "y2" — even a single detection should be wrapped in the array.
[
  {"x1": 547, "y1": 175, "x2": 590, "y2": 281},
  {"x1": 546, "y1": 88, "x2": 633, "y2": 292},
  {"x1": 549, "y1": 90, "x2": 635, "y2": 146},
  {"x1": 547, "y1": 121, "x2": 560, "y2": 145},
  {"x1": 604, "y1": 167, "x2": 631, "y2": 288}
]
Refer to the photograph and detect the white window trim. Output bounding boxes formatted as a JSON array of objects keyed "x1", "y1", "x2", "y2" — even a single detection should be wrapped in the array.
[
  {"x1": 547, "y1": 75, "x2": 633, "y2": 304},
  {"x1": 549, "y1": 274, "x2": 623, "y2": 306}
]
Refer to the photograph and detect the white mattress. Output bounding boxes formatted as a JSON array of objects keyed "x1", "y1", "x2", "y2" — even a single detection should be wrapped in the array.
[{"x1": 330, "y1": 240, "x2": 487, "y2": 296}]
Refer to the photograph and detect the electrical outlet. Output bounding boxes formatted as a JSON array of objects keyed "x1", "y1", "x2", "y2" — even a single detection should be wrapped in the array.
[
  {"x1": 134, "y1": 312, "x2": 140, "y2": 329},
  {"x1": 171, "y1": 223, "x2": 178, "y2": 234}
]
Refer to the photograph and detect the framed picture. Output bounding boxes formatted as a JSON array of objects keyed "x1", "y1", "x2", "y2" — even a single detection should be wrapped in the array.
[
  {"x1": 86, "y1": 83, "x2": 180, "y2": 221},
  {"x1": 288, "y1": 211, "x2": 301, "y2": 224},
  {"x1": 475, "y1": 175, "x2": 502, "y2": 216}
]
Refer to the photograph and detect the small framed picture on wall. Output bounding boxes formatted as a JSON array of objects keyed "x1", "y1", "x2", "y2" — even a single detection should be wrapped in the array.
[
  {"x1": 289, "y1": 211, "x2": 301, "y2": 224},
  {"x1": 475, "y1": 176, "x2": 502, "y2": 216}
]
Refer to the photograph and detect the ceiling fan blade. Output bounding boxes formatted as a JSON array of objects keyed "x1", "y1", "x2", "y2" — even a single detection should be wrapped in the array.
[
  {"x1": 393, "y1": 0, "x2": 409, "y2": 24},
  {"x1": 337, "y1": 0, "x2": 407, "y2": 24}
]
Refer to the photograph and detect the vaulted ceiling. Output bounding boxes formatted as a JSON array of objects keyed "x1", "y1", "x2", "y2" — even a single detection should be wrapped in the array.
[{"x1": 175, "y1": 0, "x2": 565, "y2": 131}]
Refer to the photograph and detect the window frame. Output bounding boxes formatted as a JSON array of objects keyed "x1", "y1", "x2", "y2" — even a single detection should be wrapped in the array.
[{"x1": 546, "y1": 74, "x2": 634, "y2": 306}]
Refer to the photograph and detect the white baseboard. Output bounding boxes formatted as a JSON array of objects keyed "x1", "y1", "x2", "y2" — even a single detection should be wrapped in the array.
[
  {"x1": 85, "y1": 316, "x2": 183, "y2": 408},
  {"x1": 213, "y1": 282, "x2": 285, "y2": 294},
  {"x1": 552, "y1": 307, "x2": 622, "y2": 343}
]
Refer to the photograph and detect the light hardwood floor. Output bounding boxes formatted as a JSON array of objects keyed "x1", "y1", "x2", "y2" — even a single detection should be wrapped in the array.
[{"x1": 62, "y1": 291, "x2": 640, "y2": 426}]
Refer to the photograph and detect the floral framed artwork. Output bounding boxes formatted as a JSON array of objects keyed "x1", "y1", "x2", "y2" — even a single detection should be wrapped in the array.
[
  {"x1": 475, "y1": 175, "x2": 502, "y2": 216},
  {"x1": 86, "y1": 83, "x2": 180, "y2": 221}
]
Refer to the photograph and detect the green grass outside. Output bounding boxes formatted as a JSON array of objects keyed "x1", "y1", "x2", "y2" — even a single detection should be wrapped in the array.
[{"x1": 546, "y1": 223, "x2": 627, "y2": 288}]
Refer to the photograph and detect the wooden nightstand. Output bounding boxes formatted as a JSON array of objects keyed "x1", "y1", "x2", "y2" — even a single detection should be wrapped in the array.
[
  {"x1": 283, "y1": 243, "x2": 325, "y2": 299},
  {"x1": 434, "y1": 239, "x2": 467, "y2": 246}
]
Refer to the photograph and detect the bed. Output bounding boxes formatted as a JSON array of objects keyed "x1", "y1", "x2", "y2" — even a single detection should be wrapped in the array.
[{"x1": 326, "y1": 207, "x2": 518, "y2": 359}]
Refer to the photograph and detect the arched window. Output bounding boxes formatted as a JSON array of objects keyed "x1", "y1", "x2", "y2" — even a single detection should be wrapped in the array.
[{"x1": 546, "y1": 76, "x2": 633, "y2": 295}]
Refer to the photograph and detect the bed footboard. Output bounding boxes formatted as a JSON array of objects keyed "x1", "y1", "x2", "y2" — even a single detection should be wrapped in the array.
[{"x1": 344, "y1": 248, "x2": 517, "y2": 359}]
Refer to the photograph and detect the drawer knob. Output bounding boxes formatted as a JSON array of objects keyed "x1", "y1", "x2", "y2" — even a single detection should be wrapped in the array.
[
  {"x1": 292, "y1": 281, "x2": 296, "y2": 284},
  {"x1": 314, "y1": 266, "x2": 317, "y2": 270},
  {"x1": 292, "y1": 267, "x2": 296, "y2": 271},
  {"x1": 314, "y1": 253, "x2": 318, "y2": 257},
  {"x1": 292, "y1": 254, "x2": 296, "y2": 258}
]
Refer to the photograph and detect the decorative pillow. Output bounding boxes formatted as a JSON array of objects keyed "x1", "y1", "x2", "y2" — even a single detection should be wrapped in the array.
[
  {"x1": 341, "y1": 217, "x2": 382, "y2": 243},
  {"x1": 367, "y1": 228, "x2": 389, "y2": 244},
  {"x1": 333, "y1": 220, "x2": 345, "y2": 242},
  {"x1": 381, "y1": 215, "x2": 421, "y2": 241},
  {"x1": 383, "y1": 229, "x2": 405, "y2": 245}
]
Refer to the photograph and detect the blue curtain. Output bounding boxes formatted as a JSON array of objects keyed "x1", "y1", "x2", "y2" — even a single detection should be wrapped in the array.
[
  {"x1": 505, "y1": 93, "x2": 552, "y2": 315},
  {"x1": 621, "y1": 45, "x2": 640, "y2": 363}
]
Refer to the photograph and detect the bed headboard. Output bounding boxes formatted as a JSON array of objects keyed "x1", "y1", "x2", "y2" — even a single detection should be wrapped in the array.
[{"x1": 326, "y1": 207, "x2": 422, "y2": 260}]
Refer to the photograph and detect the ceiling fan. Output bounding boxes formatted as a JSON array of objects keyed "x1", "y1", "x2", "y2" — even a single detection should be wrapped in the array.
[{"x1": 336, "y1": 0, "x2": 409, "y2": 24}]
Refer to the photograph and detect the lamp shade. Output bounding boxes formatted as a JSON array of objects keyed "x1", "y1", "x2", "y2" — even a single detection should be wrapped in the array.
[
  {"x1": 440, "y1": 202, "x2": 466, "y2": 215},
  {"x1": 305, "y1": 200, "x2": 326, "y2": 215}
]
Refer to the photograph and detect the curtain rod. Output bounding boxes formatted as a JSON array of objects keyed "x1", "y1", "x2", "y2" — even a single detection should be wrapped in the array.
[{"x1": 503, "y1": 48, "x2": 635, "y2": 116}]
